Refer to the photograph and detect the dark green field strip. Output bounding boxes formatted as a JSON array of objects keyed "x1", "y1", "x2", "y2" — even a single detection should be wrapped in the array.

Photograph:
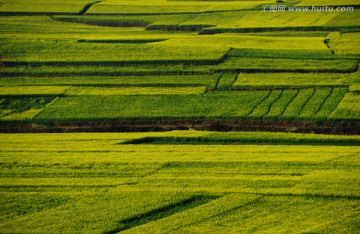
[
  {"x1": 0, "y1": 75, "x2": 218, "y2": 87},
  {"x1": 264, "y1": 89, "x2": 299, "y2": 120},
  {"x1": 297, "y1": 88, "x2": 333, "y2": 120},
  {"x1": 121, "y1": 134, "x2": 360, "y2": 146},
  {"x1": 34, "y1": 92, "x2": 269, "y2": 123},
  {"x1": 0, "y1": 39, "x2": 229, "y2": 65},
  {"x1": 0, "y1": 88, "x2": 354, "y2": 124},
  {"x1": 53, "y1": 15, "x2": 153, "y2": 27},
  {"x1": 247, "y1": 90, "x2": 281, "y2": 119},
  {"x1": 0, "y1": 97, "x2": 56, "y2": 122},
  {"x1": 216, "y1": 73, "x2": 237, "y2": 90},
  {"x1": 314, "y1": 88, "x2": 348, "y2": 120},
  {"x1": 329, "y1": 92, "x2": 360, "y2": 121},
  {"x1": 281, "y1": 88, "x2": 315, "y2": 120},
  {"x1": 77, "y1": 39, "x2": 168, "y2": 44}
]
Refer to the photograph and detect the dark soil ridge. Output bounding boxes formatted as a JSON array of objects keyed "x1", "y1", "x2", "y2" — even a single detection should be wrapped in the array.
[{"x1": 1, "y1": 120, "x2": 359, "y2": 135}]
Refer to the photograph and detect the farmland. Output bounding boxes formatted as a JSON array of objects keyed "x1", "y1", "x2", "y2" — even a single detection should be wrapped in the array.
[
  {"x1": 0, "y1": 3, "x2": 359, "y2": 129},
  {"x1": 0, "y1": 0, "x2": 359, "y2": 233},
  {"x1": 0, "y1": 132, "x2": 359, "y2": 233}
]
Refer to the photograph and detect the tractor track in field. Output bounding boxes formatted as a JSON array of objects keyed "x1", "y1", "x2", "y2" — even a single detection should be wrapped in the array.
[{"x1": 1, "y1": 119, "x2": 359, "y2": 135}]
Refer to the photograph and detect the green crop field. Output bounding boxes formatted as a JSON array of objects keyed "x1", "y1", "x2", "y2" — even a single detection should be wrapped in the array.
[
  {"x1": 0, "y1": 0, "x2": 359, "y2": 233},
  {"x1": 0, "y1": 132, "x2": 359, "y2": 233}
]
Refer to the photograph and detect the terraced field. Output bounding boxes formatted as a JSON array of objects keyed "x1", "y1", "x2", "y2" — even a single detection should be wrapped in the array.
[
  {"x1": 0, "y1": 0, "x2": 359, "y2": 131},
  {"x1": 0, "y1": 0, "x2": 359, "y2": 233}
]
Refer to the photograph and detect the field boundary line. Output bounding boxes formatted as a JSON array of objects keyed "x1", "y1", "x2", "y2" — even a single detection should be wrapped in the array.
[
  {"x1": 293, "y1": 88, "x2": 316, "y2": 120},
  {"x1": 103, "y1": 195, "x2": 218, "y2": 234},
  {"x1": 32, "y1": 97, "x2": 60, "y2": 121},
  {"x1": 279, "y1": 89, "x2": 300, "y2": 117},
  {"x1": 262, "y1": 90, "x2": 283, "y2": 118},
  {"x1": 246, "y1": 90, "x2": 272, "y2": 117},
  {"x1": 168, "y1": 195, "x2": 263, "y2": 233},
  {"x1": 213, "y1": 73, "x2": 223, "y2": 90},
  {"x1": 79, "y1": 1, "x2": 102, "y2": 15},
  {"x1": 312, "y1": 88, "x2": 334, "y2": 117}
]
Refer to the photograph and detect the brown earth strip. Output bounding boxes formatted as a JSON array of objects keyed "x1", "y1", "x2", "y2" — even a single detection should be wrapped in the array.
[{"x1": 1, "y1": 120, "x2": 359, "y2": 135}]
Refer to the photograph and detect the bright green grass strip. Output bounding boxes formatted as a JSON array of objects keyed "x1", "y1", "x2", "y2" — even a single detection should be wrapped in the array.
[
  {"x1": 159, "y1": 196, "x2": 360, "y2": 234},
  {"x1": 0, "y1": 86, "x2": 69, "y2": 96},
  {"x1": 179, "y1": 11, "x2": 245, "y2": 27},
  {"x1": 123, "y1": 194, "x2": 260, "y2": 233},
  {"x1": 281, "y1": 88, "x2": 315, "y2": 120},
  {"x1": 248, "y1": 90, "x2": 281, "y2": 119},
  {"x1": 0, "y1": 193, "x2": 72, "y2": 223},
  {"x1": 327, "y1": 32, "x2": 360, "y2": 57},
  {"x1": 0, "y1": 75, "x2": 217, "y2": 87},
  {"x1": 214, "y1": 57, "x2": 357, "y2": 72},
  {"x1": 35, "y1": 92, "x2": 268, "y2": 123},
  {"x1": 0, "y1": 0, "x2": 94, "y2": 13},
  {"x1": 0, "y1": 191, "x2": 196, "y2": 234},
  {"x1": 296, "y1": 0, "x2": 360, "y2": 6},
  {"x1": 0, "y1": 64, "x2": 210, "y2": 76},
  {"x1": 326, "y1": 11, "x2": 360, "y2": 28},
  {"x1": 87, "y1": 3, "x2": 210, "y2": 15},
  {"x1": 315, "y1": 87, "x2": 348, "y2": 121},
  {"x1": 245, "y1": 31, "x2": 330, "y2": 37},
  {"x1": 297, "y1": 88, "x2": 333, "y2": 120},
  {"x1": 228, "y1": 48, "x2": 335, "y2": 59},
  {"x1": 0, "y1": 16, "x2": 187, "y2": 40},
  {"x1": 163, "y1": 34, "x2": 329, "y2": 50},
  {"x1": 216, "y1": 73, "x2": 237, "y2": 90},
  {"x1": 350, "y1": 85, "x2": 360, "y2": 92},
  {"x1": 233, "y1": 73, "x2": 345, "y2": 88},
  {"x1": 231, "y1": 11, "x2": 339, "y2": 28},
  {"x1": 329, "y1": 92, "x2": 360, "y2": 121},
  {"x1": 87, "y1": 0, "x2": 264, "y2": 15},
  {"x1": 65, "y1": 86, "x2": 207, "y2": 96},
  {"x1": 264, "y1": 89, "x2": 299, "y2": 120}
]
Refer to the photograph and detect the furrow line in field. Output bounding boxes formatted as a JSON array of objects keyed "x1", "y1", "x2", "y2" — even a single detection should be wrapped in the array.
[
  {"x1": 280, "y1": 89, "x2": 300, "y2": 116},
  {"x1": 312, "y1": 88, "x2": 334, "y2": 117},
  {"x1": 262, "y1": 90, "x2": 283, "y2": 118},
  {"x1": 296, "y1": 88, "x2": 317, "y2": 118},
  {"x1": 246, "y1": 90, "x2": 272, "y2": 117}
]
